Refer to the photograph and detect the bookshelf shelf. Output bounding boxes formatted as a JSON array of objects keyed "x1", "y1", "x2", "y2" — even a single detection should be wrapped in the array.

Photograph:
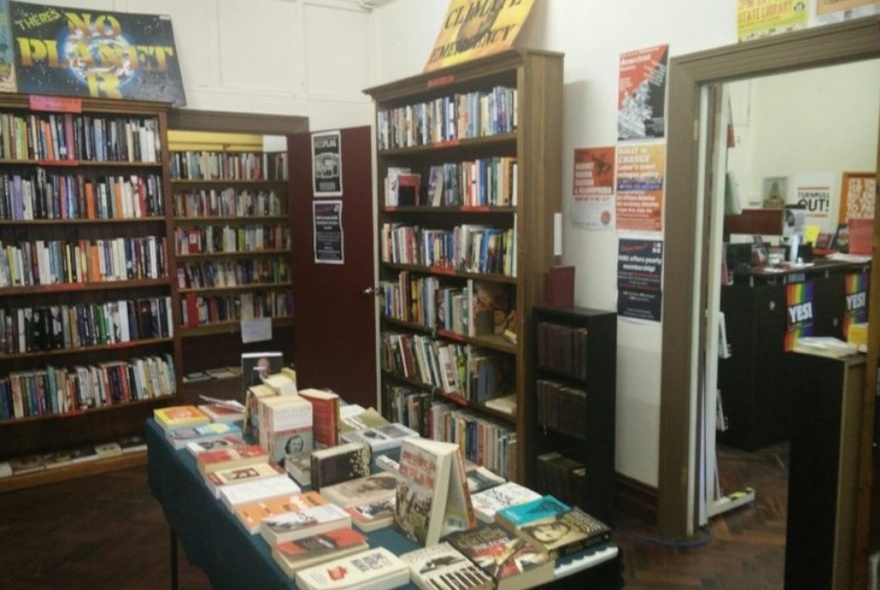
[
  {"x1": 179, "y1": 282, "x2": 292, "y2": 294},
  {"x1": 0, "y1": 95, "x2": 182, "y2": 487},
  {"x1": 175, "y1": 249, "x2": 289, "y2": 260},
  {"x1": 530, "y1": 306, "x2": 617, "y2": 524},
  {"x1": 0, "y1": 450, "x2": 147, "y2": 494},
  {"x1": 366, "y1": 49, "x2": 564, "y2": 482},
  {"x1": 172, "y1": 215, "x2": 288, "y2": 224},
  {"x1": 179, "y1": 316, "x2": 294, "y2": 338}
]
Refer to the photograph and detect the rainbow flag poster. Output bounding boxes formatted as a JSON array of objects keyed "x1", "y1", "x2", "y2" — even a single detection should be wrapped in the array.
[
  {"x1": 784, "y1": 282, "x2": 814, "y2": 352},
  {"x1": 843, "y1": 273, "x2": 869, "y2": 335}
]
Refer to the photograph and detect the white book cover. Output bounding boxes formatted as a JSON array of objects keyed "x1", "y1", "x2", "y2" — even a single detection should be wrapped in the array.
[
  {"x1": 401, "y1": 542, "x2": 493, "y2": 590},
  {"x1": 219, "y1": 474, "x2": 301, "y2": 511},
  {"x1": 295, "y1": 547, "x2": 410, "y2": 590},
  {"x1": 260, "y1": 503, "x2": 351, "y2": 545},
  {"x1": 470, "y1": 481, "x2": 542, "y2": 523}
]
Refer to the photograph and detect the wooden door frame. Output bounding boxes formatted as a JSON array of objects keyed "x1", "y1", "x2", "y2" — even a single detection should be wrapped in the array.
[{"x1": 659, "y1": 19, "x2": 880, "y2": 582}]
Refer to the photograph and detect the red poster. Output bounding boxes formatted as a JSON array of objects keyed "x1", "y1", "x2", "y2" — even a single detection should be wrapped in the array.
[{"x1": 618, "y1": 44, "x2": 669, "y2": 140}]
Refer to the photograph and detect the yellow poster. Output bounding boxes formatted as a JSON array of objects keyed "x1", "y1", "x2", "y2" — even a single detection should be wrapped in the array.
[
  {"x1": 737, "y1": 0, "x2": 808, "y2": 41},
  {"x1": 424, "y1": 0, "x2": 536, "y2": 72}
]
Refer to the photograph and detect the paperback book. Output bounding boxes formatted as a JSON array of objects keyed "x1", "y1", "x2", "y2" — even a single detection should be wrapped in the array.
[
  {"x1": 319, "y1": 472, "x2": 399, "y2": 532},
  {"x1": 470, "y1": 481, "x2": 542, "y2": 524},
  {"x1": 259, "y1": 503, "x2": 351, "y2": 545},
  {"x1": 258, "y1": 393, "x2": 313, "y2": 462},
  {"x1": 446, "y1": 524, "x2": 554, "y2": 590},
  {"x1": 219, "y1": 475, "x2": 302, "y2": 512},
  {"x1": 166, "y1": 422, "x2": 243, "y2": 450},
  {"x1": 400, "y1": 541, "x2": 493, "y2": 590},
  {"x1": 198, "y1": 402, "x2": 246, "y2": 424},
  {"x1": 298, "y1": 388, "x2": 341, "y2": 448},
  {"x1": 153, "y1": 405, "x2": 210, "y2": 431},
  {"x1": 338, "y1": 422, "x2": 419, "y2": 452},
  {"x1": 513, "y1": 506, "x2": 612, "y2": 558},
  {"x1": 272, "y1": 527, "x2": 369, "y2": 578},
  {"x1": 234, "y1": 490, "x2": 328, "y2": 535},
  {"x1": 185, "y1": 435, "x2": 246, "y2": 456},
  {"x1": 494, "y1": 495, "x2": 570, "y2": 530},
  {"x1": 240, "y1": 351, "x2": 283, "y2": 400},
  {"x1": 196, "y1": 443, "x2": 269, "y2": 475},
  {"x1": 295, "y1": 546, "x2": 410, "y2": 590},
  {"x1": 205, "y1": 461, "x2": 288, "y2": 499}
]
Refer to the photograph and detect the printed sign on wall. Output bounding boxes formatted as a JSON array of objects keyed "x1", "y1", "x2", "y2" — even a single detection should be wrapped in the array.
[
  {"x1": 615, "y1": 143, "x2": 665, "y2": 232},
  {"x1": 617, "y1": 238, "x2": 663, "y2": 322},
  {"x1": 9, "y1": 1, "x2": 186, "y2": 105},
  {"x1": 617, "y1": 44, "x2": 668, "y2": 141},
  {"x1": 784, "y1": 282, "x2": 814, "y2": 351},
  {"x1": 572, "y1": 146, "x2": 615, "y2": 229}
]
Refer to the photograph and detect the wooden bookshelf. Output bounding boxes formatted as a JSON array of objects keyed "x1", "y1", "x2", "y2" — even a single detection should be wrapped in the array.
[
  {"x1": 0, "y1": 94, "x2": 182, "y2": 491},
  {"x1": 364, "y1": 49, "x2": 564, "y2": 482}
]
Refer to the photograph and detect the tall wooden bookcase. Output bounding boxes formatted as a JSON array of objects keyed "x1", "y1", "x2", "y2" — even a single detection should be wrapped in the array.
[
  {"x1": 0, "y1": 94, "x2": 182, "y2": 491},
  {"x1": 530, "y1": 306, "x2": 617, "y2": 524},
  {"x1": 364, "y1": 49, "x2": 564, "y2": 482},
  {"x1": 165, "y1": 110, "x2": 307, "y2": 379}
]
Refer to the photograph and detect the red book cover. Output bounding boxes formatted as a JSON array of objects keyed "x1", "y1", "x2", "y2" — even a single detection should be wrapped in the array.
[
  {"x1": 544, "y1": 265, "x2": 575, "y2": 309},
  {"x1": 275, "y1": 527, "x2": 367, "y2": 561},
  {"x1": 196, "y1": 444, "x2": 268, "y2": 474},
  {"x1": 299, "y1": 388, "x2": 340, "y2": 448}
]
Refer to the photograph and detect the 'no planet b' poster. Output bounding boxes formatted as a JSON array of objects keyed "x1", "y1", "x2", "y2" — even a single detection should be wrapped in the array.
[{"x1": 9, "y1": 2, "x2": 186, "y2": 105}]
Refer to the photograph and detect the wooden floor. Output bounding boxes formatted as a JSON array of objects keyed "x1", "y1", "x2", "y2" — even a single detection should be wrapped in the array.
[{"x1": 0, "y1": 443, "x2": 787, "y2": 590}]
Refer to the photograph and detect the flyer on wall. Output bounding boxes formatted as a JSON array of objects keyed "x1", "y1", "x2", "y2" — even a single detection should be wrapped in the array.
[
  {"x1": 617, "y1": 238, "x2": 663, "y2": 323},
  {"x1": 617, "y1": 44, "x2": 668, "y2": 141},
  {"x1": 312, "y1": 131, "x2": 343, "y2": 197},
  {"x1": 615, "y1": 143, "x2": 665, "y2": 233},
  {"x1": 313, "y1": 200, "x2": 344, "y2": 264},
  {"x1": 736, "y1": 0, "x2": 808, "y2": 41},
  {"x1": 572, "y1": 146, "x2": 616, "y2": 229}
]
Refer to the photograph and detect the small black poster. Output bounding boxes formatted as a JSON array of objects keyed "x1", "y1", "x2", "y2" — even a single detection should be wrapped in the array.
[
  {"x1": 313, "y1": 200, "x2": 343, "y2": 264},
  {"x1": 311, "y1": 130, "x2": 342, "y2": 197},
  {"x1": 617, "y1": 238, "x2": 663, "y2": 322},
  {"x1": 9, "y1": 2, "x2": 186, "y2": 105}
]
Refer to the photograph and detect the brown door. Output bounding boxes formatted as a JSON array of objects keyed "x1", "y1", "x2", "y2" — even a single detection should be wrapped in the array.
[{"x1": 289, "y1": 126, "x2": 377, "y2": 409}]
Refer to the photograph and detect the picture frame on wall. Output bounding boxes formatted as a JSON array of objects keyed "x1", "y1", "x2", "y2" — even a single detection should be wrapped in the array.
[{"x1": 838, "y1": 171, "x2": 875, "y2": 224}]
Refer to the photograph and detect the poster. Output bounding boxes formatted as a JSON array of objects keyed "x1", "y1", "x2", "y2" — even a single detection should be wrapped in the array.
[
  {"x1": 424, "y1": 0, "x2": 536, "y2": 72},
  {"x1": 313, "y1": 200, "x2": 344, "y2": 264},
  {"x1": 838, "y1": 172, "x2": 876, "y2": 223},
  {"x1": 617, "y1": 239, "x2": 663, "y2": 322},
  {"x1": 0, "y1": 0, "x2": 16, "y2": 92},
  {"x1": 792, "y1": 172, "x2": 835, "y2": 231},
  {"x1": 817, "y1": 0, "x2": 879, "y2": 14},
  {"x1": 312, "y1": 131, "x2": 342, "y2": 197},
  {"x1": 737, "y1": 0, "x2": 808, "y2": 42},
  {"x1": 572, "y1": 146, "x2": 615, "y2": 228},
  {"x1": 617, "y1": 44, "x2": 668, "y2": 141},
  {"x1": 615, "y1": 143, "x2": 665, "y2": 232},
  {"x1": 843, "y1": 273, "x2": 869, "y2": 335},
  {"x1": 784, "y1": 281, "x2": 814, "y2": 351},
  {"x1": 9, "y1": 2, "x2": 186, "y2": 105}
]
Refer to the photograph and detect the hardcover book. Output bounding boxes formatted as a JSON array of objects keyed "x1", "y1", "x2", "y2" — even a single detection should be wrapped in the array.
[
  {"x1": 470, "y1": 482, "x2": 542, "y2": 524},
  {"x1": 234, "y1": 490, "x2": 329, "y2": 535},
  {"x1": 272, "y1": 527, "x2": 369, "y2": 578},
  {"x1": 400, "y1": 541, "x2": 493, "y2": 590},
  {"x1": 310, "y1": 442, "x2": 371, "y2": 491},
  {"x1": 258, "y1": 394, "x2": 314, "y2": 462},
  {"x1": 219, "y1": 475, "x2": 302, "y2": 512},
  {"x1": 297, "y1": 388, "x2": 340, "y2": 448},
  {"x1": 240, "y1": 351, "x2": 283, "y2": 401},
  {"x1": 153, "y1": 405, "x2": 210, "y2": 431},
  {"x1": 243, "y1": 383, "x2": 277, "y2": 441},
  {"x1": 205, "y1": 461, "x2": 288, "y2": 499},
  {"x1": 259, "y1": 503, "x2": 351, "y2": 545},
  {"x1": 513, "y1": 506, "x2": 612, "y2": 558},
  {"x1": 446, "y1": 524, "x2": 554, "y2": 590},
  {"x1": 394, "y1": 438, "x2": 475, "y2": 546},
  {"x1": 295, "y1": 546, "x2": 410, "y2": 590}
]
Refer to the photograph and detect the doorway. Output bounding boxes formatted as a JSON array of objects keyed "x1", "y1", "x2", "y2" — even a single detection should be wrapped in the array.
[{"x1": 656, "y1": 17, "x2": 880, "y2": 587}]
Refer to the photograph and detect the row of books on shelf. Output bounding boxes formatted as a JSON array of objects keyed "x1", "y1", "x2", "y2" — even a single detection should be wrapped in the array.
[
  {"x1": 0, "y1": 111, "x2": 160, "y2": 163},
  {"x1": 0, "y1": 235, "x2": 168, "y2": 287},
  {"x1": 179, "y1": 291, "x2": 292, "y2": 327},
  {"x1": 0, "y1": 353, "x2": 176, "y2": 420},
  {"x1": 375, "y1": 85, "x2": 517, "y2": 150},
  {"x1": 380, "y1": 222, "x2": 516, "y2": 277},
  {"x1": 535, "y1": 451, "x2": 589, "y2": 511},
  {"x1": 536, "y1": 379, "x2": 587, "y2": 439},
  {"x1": 169, "y1": 150, "x2": 288, "y2": 182},
  {"x1": 381, "y1": 333, "x2": 513, "y2": 405},
  {"x1": 177, "y1": 258, "x2": 290, "y2": 289},
  {"x1": 172, "y1": 188, "x2": 283, "y2": 218},
  {"x1": 174, "y1": 225, "x2": 291, "y2": 255},
  {"x1": 158, "y1": 394, "x2": 611, "y2": 590},
  {"x1": 429, "y1": 402, "x2": 516, "y2": 480},
  {"x1": 536, "y1": 321, "x2": 589, "y2": 380},
  {"x1": 384, "y1": 157, "x2": 517, "y2": 209},
  {"x1": 0, "y1": 171, "x2": 165, "y2": 221},
  {"x1": 0, "y1": 296, "x2": 173, "y2": 354},
  {"x1": 381, "y1": 273, "x2": 513, "y2": 338},
  {"x1": 0, "y1": 433, "x2": 148, "y2": 477}
]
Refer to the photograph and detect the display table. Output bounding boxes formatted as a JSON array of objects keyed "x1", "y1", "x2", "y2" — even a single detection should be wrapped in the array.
[{"x1": 146, "y1": 419, "x2": 623, "y2": 589}]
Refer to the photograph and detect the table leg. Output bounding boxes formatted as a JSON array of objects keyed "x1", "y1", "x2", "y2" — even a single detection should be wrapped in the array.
[{"x1": 170, "y1": 528, "x2": 178, "y2": 590}]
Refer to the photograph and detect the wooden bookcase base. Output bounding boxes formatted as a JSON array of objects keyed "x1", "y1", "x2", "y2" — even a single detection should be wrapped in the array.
[{"x1": 0, "y1": 452, "x2": 147, "y2": 494}]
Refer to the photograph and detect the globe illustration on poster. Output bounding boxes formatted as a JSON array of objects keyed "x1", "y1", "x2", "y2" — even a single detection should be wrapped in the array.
[{"x1": 62, "y1": 28, "x2": 136, "y2": 89}]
